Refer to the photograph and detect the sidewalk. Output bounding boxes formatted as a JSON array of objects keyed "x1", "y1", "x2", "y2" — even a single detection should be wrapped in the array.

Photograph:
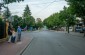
[
  {"x1": 0, "y1": 34, "x2": 33, "y2": 55},
  {"x1": 54, "y1": 30, "x2": 84, "y2": 37},
  {"x1": 69, "y1": 32, "x2": 84, "y2": 37}
]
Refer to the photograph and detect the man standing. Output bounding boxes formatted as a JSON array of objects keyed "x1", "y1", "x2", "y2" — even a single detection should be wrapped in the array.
[{"x1": 17, "y1": 26, "x2": 22, "y2": 41}]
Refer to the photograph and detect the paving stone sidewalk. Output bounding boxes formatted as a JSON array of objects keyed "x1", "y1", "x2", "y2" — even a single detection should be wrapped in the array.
[{"x1": 0, "y1": 34, "x2": 33, "y2": 55}]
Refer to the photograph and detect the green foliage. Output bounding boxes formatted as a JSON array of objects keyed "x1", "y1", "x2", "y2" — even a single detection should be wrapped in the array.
[
  {"x1": 11, "y1": 5, "x2": 36, "y2": 30},
  {"x1": 24, "y1": 16, "x2": 35, "y2": 27},
  {"x1": 66, "y1": 0, "x2": 85, "y2": 19},
  {"x1": 2, "y1": 0, "x2": 24, "y2": 4},
  {"x1": 23, "y1": 5, "x2": 31, "y2": 26},
  {"x1": 0, "y1": 17, "x2": 2, "y2": 23},
  {"x1": 43, "y1": 6, "x2": 76, "y2": 31},
  {"x1": 30, "y1": 16, "x2": 35, "y2": 27},
  {"x1": 12, "y1": 15, "x2": 23, "y2": 30},
  {"x1": 3, "y1": 7, "x2": 11, "y2": 19},
  {"x1": 23, "y1": 5, "x2": 31, "y2": 17},
  {"x1": 60, "y1": 6, "x2": 76, "y2": 26},
  {"x1": 59, "y1": 6, "x2": 76, "y2": 33},
  {"x1": 23, "y1": 5, "x2": 35, "y2": 27},
  {"x1": 36, "y1": 19, "x2": 43, "y2": 28},
  {"x1": 43, "y1": 13, "x2": 66, "y2": 29},
  {"x1": 66, "y1": 0, "x2": 85, "y2": 27}
]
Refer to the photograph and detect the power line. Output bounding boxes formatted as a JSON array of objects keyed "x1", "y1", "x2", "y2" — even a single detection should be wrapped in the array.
[
  {"x1": 34, "y1": 0, "x2": 57, "y2": 15},
  {"x1": 30, "y1": 0, "x2": 64, "y2": 5},
  {"x1": 35, "y1": 0, "x2": 64, "y2": 14},
  {"x1": 30, "y1": 1, "x2": 56, "y2": 5}
]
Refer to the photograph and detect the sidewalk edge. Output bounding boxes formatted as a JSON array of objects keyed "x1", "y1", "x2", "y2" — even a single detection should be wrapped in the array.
[{"x1": 17, "y1": 37, "x2": 34, "y2": 55}]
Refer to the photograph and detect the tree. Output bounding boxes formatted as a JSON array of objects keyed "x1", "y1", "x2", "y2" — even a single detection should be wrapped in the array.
[
  {"x1": 23, "y1": 5, "x2": 31, "y2": 17},
  {"x1": 3, "y1": 7, "x2": 11, "y2": 19},
  {"x1": 43, "y1": 15, "x2": 55, "y2": 29},
  {"x1": 59, "y1": 6, "x2": 76, "y2": 33},
  {"x1": 1, "y1": 0, "x2": 24, "y2": 4},
  {"x1": 0, "y1": 0, "x2": 24, "y2": 12},
  {"x1": 43, "y1": 13, "x2": 66, "y2": 30},
  {"x1": 36, "y1": 18, "x2": 43, "y2": 30},
  {"x1": 66, "y1": 0, "x2": 85, "y2": 34},
  {"x1": 43, "y1": 6, "x2": 76, "y2": 32},
  {"x1": 0, "y1": 0, "x2": 24, "y2": 15},
  {"x1": 30, "y1": 16, "x2": 35, "y2": 27},
  {"x1": 23, "y1": 5, "x2": 31, "y2": 25},
  {"x1": 66, "y1": 0, "x2": 85, "y2": 19},
  {"x1": 12, "y1": 15, "x2": 23, "y2": 30},
  {"x1": 23, "y1": 5, "x2": 35, "y2": 29},
  {"x1": 53, "y1": 13, "x2": 66, "y2": 28}
]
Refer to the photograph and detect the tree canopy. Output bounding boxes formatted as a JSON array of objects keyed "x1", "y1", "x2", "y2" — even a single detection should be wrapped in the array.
[
  {"x1": 1, "y1": 0, "x2": 24, "y2": 4},
  {"x1": 3, "y1": 7, "x2": 11, "y2": 18},
  {"x1": 36, "y1": 18, "x2": 43, "y2": 29},
  {"x1": 66, "y1": 0, "x2": 85, "y2": 19},
  {"x1": 23, "y1": 5, "x2": 35, "y2": 27},
  {"x1": 43, "y1": 13, "x2": 66, "y2": 29},
  {"x1": 43, "y1": 6, "x2": 76, "y2": 32},
  {"x1": 23, "y1": 5, "x2": 31, "y2": 17}
]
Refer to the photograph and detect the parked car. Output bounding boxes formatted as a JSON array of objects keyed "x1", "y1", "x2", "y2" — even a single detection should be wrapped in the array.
[{"x1": 75, "y1": 26, "x2": 83, "y2": 33}]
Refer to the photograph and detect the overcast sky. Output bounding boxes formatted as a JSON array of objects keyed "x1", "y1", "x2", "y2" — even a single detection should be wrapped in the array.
[{"x1": 0, "y1": 0, "x2": 68, "y2": 20}]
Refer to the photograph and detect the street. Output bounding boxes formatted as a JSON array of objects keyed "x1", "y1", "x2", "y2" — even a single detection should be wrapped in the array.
[{"x1": 22, "y1": 30, "x2": 85, "y2": 55}]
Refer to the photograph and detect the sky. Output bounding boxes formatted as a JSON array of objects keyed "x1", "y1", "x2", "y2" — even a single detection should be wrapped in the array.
[{"x1": 0, "y1": 0, "x2": 68, "y2": 20}]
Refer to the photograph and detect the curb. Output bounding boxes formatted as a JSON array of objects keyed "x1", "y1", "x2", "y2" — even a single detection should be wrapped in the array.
[
  {"x1": 69, "y1": 33, "x2": 84, "y2": 37},
  {"x1": 70, "y1": 32, "x2": 84, "y2": 37},
  {"x1": 17, "y1": 37, "x2": 34, "y2": 55},
  {"x1": 64, "y1": 32, "x2": 84, "y2": 38},
  {"x1": 54, "y1": 31, "x2": 84, "y2": 38}
]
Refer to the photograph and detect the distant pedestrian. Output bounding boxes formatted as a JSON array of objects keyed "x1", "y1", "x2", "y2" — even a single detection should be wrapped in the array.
[
  {"x1": 17, "y1": 26, "x2": 22, "y2": 41},
  {"x1": 11, "y1": 28, "x2": 16, "y2": 43}
]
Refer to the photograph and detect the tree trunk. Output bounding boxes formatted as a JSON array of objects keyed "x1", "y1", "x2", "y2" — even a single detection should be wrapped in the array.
[
  {"x1": 66, "y1": 26, "x2": 69, "y2": 33},
  {"x1": 67, "y1": 26, "x2": 69, "y2": 33},
  {"x1": 72, "y1": 25, "x2": 75, "y2": 32},
  {"x1": 66, "y1": 27, "x2": 67, "y2": 31}
]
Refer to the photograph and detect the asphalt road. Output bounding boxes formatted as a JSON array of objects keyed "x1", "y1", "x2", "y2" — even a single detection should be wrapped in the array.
[{"x1": 22, "y1": 30, "x2": 85, "y2": 55}]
